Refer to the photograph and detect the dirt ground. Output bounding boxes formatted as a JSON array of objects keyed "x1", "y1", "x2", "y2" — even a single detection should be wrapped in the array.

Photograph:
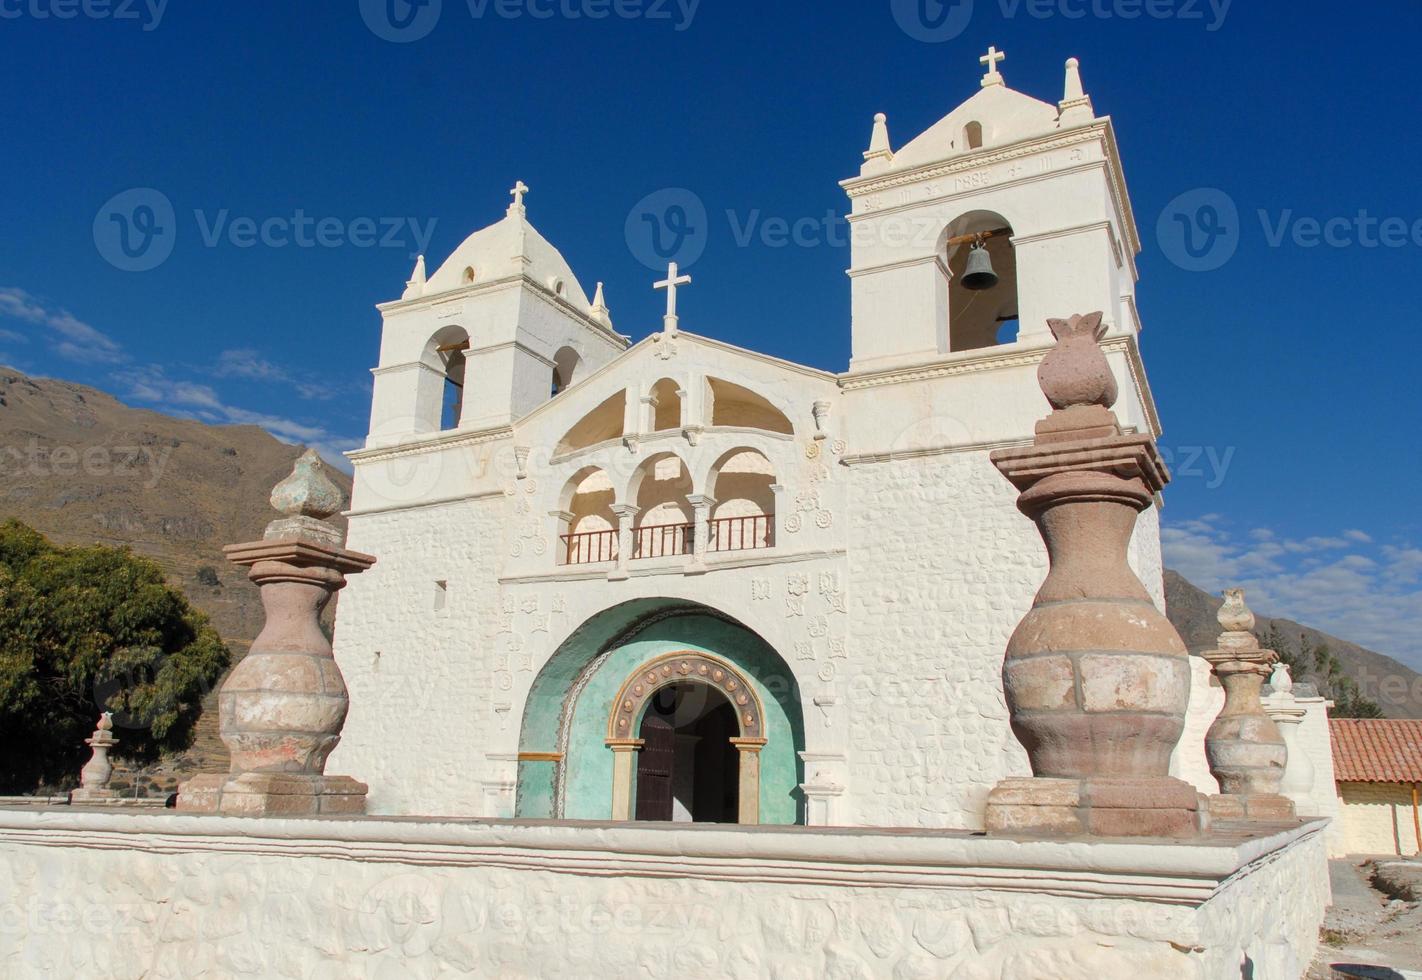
[{"x1": 1308, "y1": 859, "x2": 1422, "y2": 978}]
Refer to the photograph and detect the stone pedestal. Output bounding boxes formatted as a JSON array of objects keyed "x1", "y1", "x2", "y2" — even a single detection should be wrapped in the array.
[
  {"x1": 1203, "y1": 591, "x2": 1295, "y2": 822},
  {"x1": 983, "y1": 313, "x2": 1201, "y2": 838},
  {"x1": 71, "y1": 713, "x2": 120, "y2": 803},
  {"x1": 178, "y1": 451, "x2": 376, "y2": 818},
  {"x1": 1264, "y1": 666, "x2": 1317, "y2": 813}
]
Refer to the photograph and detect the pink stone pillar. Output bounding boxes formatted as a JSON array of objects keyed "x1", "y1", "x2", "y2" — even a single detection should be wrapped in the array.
[
  {"x1": 178, "y1": 450, "x2": 375, "y2": 817},
  {"x1": 984, "y1": 312, "x2": 1203, "y2": 838}
]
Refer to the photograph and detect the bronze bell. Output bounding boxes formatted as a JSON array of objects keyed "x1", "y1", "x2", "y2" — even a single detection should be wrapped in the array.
[{"x1": 961, "y1": 241, "x2": 999, "y2": 290}]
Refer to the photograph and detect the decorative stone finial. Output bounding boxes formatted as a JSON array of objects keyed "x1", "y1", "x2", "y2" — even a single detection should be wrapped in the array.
[
  {"x1": 403, "y1": 254, "x2": 427, "y2": 300},
  {"x1": 591, "y1": 281, "x2": 612, "y2": 327},
  {"x1": 73, "y1": 712, "x2": 120, "y2": 802},
  {"x1": 508, "y1": 179, "x2": 530, "y2": 216},
  {"x1": 266, "y1": 450, "x2": 345, "y2": 547},
  {"x1": 1269, "y1": 662, "x2": 1294, "y2": 696},
  {"x1": 1059, "y1": 57, "x2": 1094, "y2": 124},
  {"x1": 1038, "y1": 312, "x2": 1117, "y2": 410},
  {"x1": 863, "y1": 113, "x2": 894, "y2": 168},
  {"x1": 1202, "y1": 587, "x2": 1293, "y2": 821},
  {"x1": 812, "y1": 400, "x2": 833, "y2": 441}
]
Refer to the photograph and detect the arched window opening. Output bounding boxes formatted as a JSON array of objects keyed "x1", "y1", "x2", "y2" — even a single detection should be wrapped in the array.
[
  {"x1": 630, "y1": 453, "x2": 693, "y2": 559},
  {"x1": 462, "y1": 266, "x2": 477, "y2": 284},
  {"x1": 707, "y1": 379, "x2": 793, "y2": 435},
  {"x1": 556, "y1": 390, "x2": 626, "y2": 455},
  {"x1": 649, "y1": 378, "x2": 682, "y2": 432},
  {"x1": 552, "y1": 346, "x2": 582, "y2": 397},
  {"x1": 708, "y1": 448, "x2": 776, "y2": 553},
  {"x1": 944, "y1": 211, "x2": 1019, "y2": 353},
  {"x1": 965, "y1": 121, "x2": 984, "y2": 150},
  {"x1": 559, "y1": 466, "x2": 616, "y2": 565}
]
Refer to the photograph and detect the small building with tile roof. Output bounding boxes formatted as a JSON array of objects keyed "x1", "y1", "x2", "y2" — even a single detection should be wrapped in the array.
[{"x1": 1330, "y1": 719, "x2": 1422, "y2": 856}]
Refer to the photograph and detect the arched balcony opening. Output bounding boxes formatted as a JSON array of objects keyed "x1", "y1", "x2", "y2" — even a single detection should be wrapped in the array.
[
  {"x1": 707, "y1": 447, "x2": 777, "y2": 553},
  {"x1": 558, "y1": 466, "x2": 616, "y2": 565},
  {"x1": 552, "y1": 346, "x2": 582, "y2": 397},
  {"x1": 628, "y1": 453, "x2": 693, "y2": 560}
]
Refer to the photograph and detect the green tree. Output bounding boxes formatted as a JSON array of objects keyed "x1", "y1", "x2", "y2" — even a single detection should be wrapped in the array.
[{"x1": 0, "y1": 521, "x2": 230, "y2": 793}]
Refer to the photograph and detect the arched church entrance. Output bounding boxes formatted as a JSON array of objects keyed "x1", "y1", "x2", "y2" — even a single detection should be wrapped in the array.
[
  {"x1": 634, "y1": 684, "x2": 739, "y2": 823},
  {"x1": 607, "y1": 652, "x2": 767, "y2": 824},
  {"x1": 513, "y1": 599, "x2": 803, "y2": 826}
]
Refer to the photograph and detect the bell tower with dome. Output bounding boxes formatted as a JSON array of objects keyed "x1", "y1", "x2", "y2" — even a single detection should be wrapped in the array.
[{"x1": 364, "y1": 182, "x2": 628, "y2": 445}]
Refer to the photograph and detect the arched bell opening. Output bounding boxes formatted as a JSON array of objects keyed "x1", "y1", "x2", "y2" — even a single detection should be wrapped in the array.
[{"x1": 942, "y1": 210, "x2": 1019, "y2": 352}]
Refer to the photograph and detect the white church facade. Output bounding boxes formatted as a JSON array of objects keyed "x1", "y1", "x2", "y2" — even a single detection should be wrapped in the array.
[{"x1": 330, "y1": 49, "x2": 1201, "y2": 830}]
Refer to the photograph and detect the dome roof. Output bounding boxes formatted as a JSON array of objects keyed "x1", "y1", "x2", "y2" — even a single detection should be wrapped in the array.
[{"x1": 423, "y1": 205, "x2": 592, "y2": 311}]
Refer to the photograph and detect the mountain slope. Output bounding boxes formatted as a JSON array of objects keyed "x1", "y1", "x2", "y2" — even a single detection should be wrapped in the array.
[
  {"x1": 1164, "y1": 569, "x2": 1422, "y2": 719},
  {"x1": 0, "y1": 368, "x2": 351, "y2": 781}
]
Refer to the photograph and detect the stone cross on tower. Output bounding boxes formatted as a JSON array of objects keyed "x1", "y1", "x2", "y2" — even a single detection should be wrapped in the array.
[
  {"x1": 508, "y1": 180, "x2": 530, "y2": 215},
  {"x1": 654, "y1": 261, "x2": 692, "y2": 336},
  {"x1": 980, "y1": 45, "x2": 1006, "y2": 87}
]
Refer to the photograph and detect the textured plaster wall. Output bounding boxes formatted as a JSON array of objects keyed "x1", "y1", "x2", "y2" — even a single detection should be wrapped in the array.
[
  {"x1": 0, "y1": 821, "x2": 1326, "y2": 980},
  {"x1": 844, "y1": 451, "x2": 1037, "y2": 830},
  {"x1": 329, "y1": 497, "x2": 503, "y2": 816},
  {"x1": 1335, "y1": 782, "x2": 1422, "y2": 856}
]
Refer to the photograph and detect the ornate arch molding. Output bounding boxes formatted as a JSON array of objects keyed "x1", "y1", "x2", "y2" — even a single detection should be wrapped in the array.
[
  {"x1": 604, "y1": 650, "x2": 769, "y2": 825},
  {"x1": 606, "y1": 651, "x2": 766, "y2": 741}
]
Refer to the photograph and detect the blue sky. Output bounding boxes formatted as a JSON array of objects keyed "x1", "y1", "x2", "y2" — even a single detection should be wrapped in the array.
[{"x1": 1, "y1": 2, "x2": 1419, "y2": 667}]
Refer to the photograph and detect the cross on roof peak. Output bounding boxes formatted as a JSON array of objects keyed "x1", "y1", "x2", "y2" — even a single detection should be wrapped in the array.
[
  {"x1": 653, "y1": 261, "x2": 692, "y2": 336},
  {"x1": 508, "y1": 180, "x2": 530, "y2": 213},
  {"x1": 980, "y1": 46, "x2": 1006, "y2": 87}
]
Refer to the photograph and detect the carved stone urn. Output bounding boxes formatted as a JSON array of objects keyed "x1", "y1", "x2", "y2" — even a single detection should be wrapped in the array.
[
  {"x1": 178, "y1": 450, "x2": 376, "y2": 817},
  {"x1": 985, "y1": 313, "x2": 1202, "y2": 837},
  {"x1": 1203, "y1": 590, "x2": 1294, "y2": 821}
]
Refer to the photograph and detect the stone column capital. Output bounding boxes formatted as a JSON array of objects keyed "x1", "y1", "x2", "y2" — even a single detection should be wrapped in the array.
[{"x1": 605, "y1": 738, "x2": 646, "y2": 752}]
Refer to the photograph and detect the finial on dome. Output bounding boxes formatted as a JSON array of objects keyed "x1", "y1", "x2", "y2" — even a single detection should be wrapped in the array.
[
  {"x1": 979, "y1": 45, "x2": 1006, "y2": 88},
  {"x1": 402, "y1": 254, "x2": 427, "y2": 300},
  {"x1": 591, "y1": 281, "x2": 613, "y2": 327},
  {"x1": 1058, "y1": 57, "x2": 1094, "y2": 125},
  {"x1": 266, "y1": 449, "x2": 346, "y2": 546},
  {"x1": 863, "y1": 112, "x2": 894, "y2": 168}
]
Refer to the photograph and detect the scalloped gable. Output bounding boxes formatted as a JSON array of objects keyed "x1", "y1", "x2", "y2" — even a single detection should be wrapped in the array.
[{"x1": 890, "y1": 85, "x2": 1061, "y2": 172}]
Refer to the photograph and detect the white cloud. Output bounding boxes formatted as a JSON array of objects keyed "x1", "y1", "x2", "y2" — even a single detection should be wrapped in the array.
[
  {"x1": 1163, "y1": 515, "x2": 1422, "y2": 670},
  {"x1": 0, "y1": 288, "x2": 126, "y2": 364},
  {"x1": 120, "y1": 365, "x2": 355, "y2": 471},
  {"x1": 214, "y1": 348, "x2": 333, "y2": 400}
]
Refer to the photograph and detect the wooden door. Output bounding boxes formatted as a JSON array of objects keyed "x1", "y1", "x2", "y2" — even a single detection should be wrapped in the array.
[{"x1": 635, "y1": 714, "x2": 675, "y2": 821}]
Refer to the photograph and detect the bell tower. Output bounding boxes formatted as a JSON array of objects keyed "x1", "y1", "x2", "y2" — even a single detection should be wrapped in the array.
[
  {"x1": 841, "y1": 50, "x2": 1143, "y2": 374},
  {"x1": 365, "y1": 185, "x2": 628, "y2": 447}
]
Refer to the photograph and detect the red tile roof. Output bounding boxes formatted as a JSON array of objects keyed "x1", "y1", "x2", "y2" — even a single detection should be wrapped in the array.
[{"x1": 1331, "y1": 719, "x2": 1422, "y2": 784}]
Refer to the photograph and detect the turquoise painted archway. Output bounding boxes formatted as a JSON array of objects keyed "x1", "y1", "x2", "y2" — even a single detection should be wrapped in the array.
[{"x1": 515, "y1": 599, "x2": 806, "y2": 825}]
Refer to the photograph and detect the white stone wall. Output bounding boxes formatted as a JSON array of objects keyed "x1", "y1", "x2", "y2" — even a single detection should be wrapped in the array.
[
  {"x1": 1173, "y1": 656, "x2": 1224, "y2": 796},
  {"x1": 329, "y1": 497, "x2": 503, "y2": 816},
  {"x1": 1334, "y1": 782, "x2": 1422, "y2": 857},
  {"x1": 844, "y1": 450, "x2": 1036, "y2": 830},
  {"x1": 0, "y1": 811, "x2": 1327, "y2": 980}
]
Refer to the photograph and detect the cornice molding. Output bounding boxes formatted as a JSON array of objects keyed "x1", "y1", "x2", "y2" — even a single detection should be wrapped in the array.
[
  {"x1": 0, "y1": 809, "x2": 1326, "y2": 907},
  {"x1": 347, "y1": 424, "x2": 514, "y2": 464}
]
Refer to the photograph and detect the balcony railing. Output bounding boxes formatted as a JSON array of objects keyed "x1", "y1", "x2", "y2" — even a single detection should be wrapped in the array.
[
  {"x1": 709, "y1": 514, "x2": 773, "y2": 553},
  {"x1": 633, "y1": 522, "x2": 693, "y2": 559},
  {"x1": 559, "y1": 514, "x2": 777, "y2": 566},
  {"x1": 561, "y1": 528, "x2": 616, "y2": 566}
]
